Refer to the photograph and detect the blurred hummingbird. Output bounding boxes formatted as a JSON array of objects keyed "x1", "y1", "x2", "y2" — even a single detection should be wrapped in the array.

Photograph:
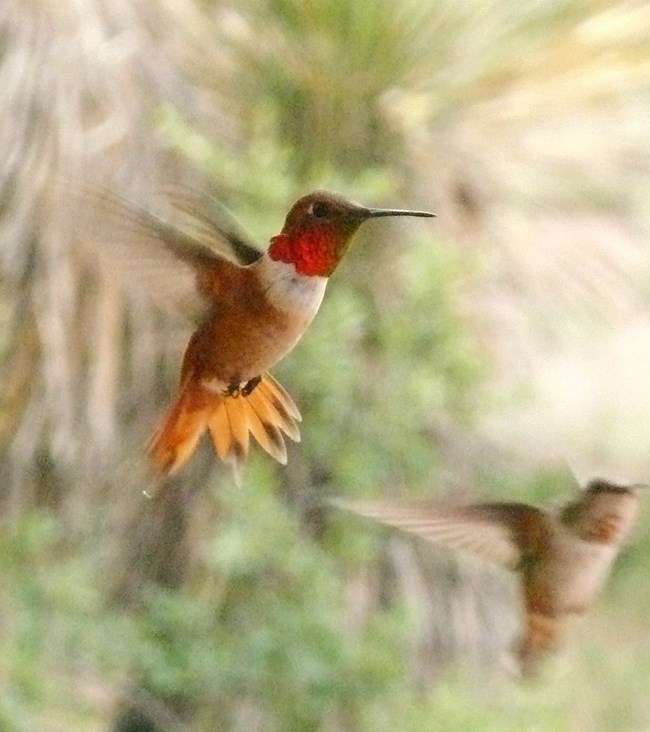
[
  {"x1": 75, "y1": 186, "x2": 434, "y2": 473},
  {"x1": 334, "y1": 478, "x2": 646, "y2": 677}
]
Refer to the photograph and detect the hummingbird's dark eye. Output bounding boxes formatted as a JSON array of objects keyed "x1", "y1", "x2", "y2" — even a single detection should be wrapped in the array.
[{"x1": 309, "y1": 201, "x2": 331, "y2": 219}]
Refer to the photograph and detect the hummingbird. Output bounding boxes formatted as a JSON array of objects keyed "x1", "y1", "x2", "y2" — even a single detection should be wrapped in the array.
[
  {"x1": 334, "y1": 478, "x2": 646, "y2": 677},
  {"x1": 74, "y1": 186, "x2": 434, "y2": 473}
]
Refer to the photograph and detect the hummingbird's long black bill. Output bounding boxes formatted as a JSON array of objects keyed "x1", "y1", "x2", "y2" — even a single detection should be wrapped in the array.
[{"x1": 360, "y1": 206, "x2": 435, "y2": 219}]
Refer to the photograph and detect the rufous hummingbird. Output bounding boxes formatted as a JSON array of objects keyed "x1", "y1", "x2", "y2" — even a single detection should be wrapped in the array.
[
  {"x1": 75, "y1": 187, "x2": 434, "y2": 473},
  {"x1": 334, "y1": 478, "x2": 646, "y2": 677}
]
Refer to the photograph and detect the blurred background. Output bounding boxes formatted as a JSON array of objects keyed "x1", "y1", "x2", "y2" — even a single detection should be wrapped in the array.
[{"x1": 1, "y1": 0, "x2": 650, "y2": 729}]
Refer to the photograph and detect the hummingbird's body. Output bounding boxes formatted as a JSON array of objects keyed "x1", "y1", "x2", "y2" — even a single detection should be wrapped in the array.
[
  {"x1": 335, "y1": 479, "x2": 644, "y2": 677},
  {"x1": 76, "y1": 187, "x2": 433, "y2": 472},
  {"x1": 182, "y1": 256, "x2": 326, "y2": 389}
]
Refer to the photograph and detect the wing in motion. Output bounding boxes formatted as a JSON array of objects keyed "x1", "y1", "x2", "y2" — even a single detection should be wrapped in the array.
[
  {"x1": 62, "y1": 182, "x2": 262, "y2": 324},
  {"x1": 334, "y1": 499, "x2": 550, "y2": 571}
]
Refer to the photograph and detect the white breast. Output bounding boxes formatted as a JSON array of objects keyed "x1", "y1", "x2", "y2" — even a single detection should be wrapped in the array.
[
  {"x1": 545, "y1": 531, "x2": 619, "y2": 612},
  {"x1": 257, "y1": 256, "x2": 327, "y2": 322}
]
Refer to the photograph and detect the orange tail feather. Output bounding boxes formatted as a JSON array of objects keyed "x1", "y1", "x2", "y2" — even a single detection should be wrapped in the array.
[
  {"x1": 149, "y1": 372, "x2": 302, "y2": 473},
  {"x1": 148, "y1": 378, "x2": 217, "y2": 475},
  {"x1": 207, "y1": 372, "x2": 302, "y2": 466},
  {"x1": 514, "y1": 611, "x2": 568, "y2": 677}
]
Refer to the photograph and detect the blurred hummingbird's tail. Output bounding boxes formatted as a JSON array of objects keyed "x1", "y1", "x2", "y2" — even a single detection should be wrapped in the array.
[
  {"x1": 513, "y1": 611, "x2": 568, "y2": 678},
  {"x1": 148, "y1": 372, "x2": 301, "y2": 474}
]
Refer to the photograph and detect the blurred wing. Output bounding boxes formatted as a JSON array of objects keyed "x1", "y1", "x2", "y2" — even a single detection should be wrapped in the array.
[
  {"x1": 162, "y1": 187, "x2": 262, "y2": 266},
  {"x1": 66, "y1": 184, "x2": 249, "y2": 324},
  {"x1": 334, "y1": 499, "x2": 548, "y2": 570}
]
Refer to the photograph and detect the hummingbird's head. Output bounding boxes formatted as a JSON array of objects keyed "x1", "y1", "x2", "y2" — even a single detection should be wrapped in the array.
[
  {"x1": 268, "y1": 190, "x2": 434, "y2": 277},
  {"x1": 562, "y1": 478, "x2": 646, "y2": 544}
]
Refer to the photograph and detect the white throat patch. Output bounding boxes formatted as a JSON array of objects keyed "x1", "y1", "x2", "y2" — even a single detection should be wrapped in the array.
[{"x1": 258, "y1": 256, "x2": 327, "y2": 320}]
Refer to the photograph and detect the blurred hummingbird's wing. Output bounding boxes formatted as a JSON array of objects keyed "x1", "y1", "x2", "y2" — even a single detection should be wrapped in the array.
[
  {"x1": 333, "y1": 499, "x2": 550, "y2": 571},
  {"x1": 66, "y1": 184, "x2": 251, "y2": 324},
  {"x1": 162, "y1": 187, "x2": 262, "y2": 266}
]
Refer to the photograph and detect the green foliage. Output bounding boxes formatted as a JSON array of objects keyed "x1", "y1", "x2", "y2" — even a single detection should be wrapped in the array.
[
  {"x1": 276, "y1": 233, "x2": 483, "y2": 496},
  {"x1": 0, "y1": 505, "x2": 413, "y2": 731},
  {"x1": 219, "y1": 0, "x2": 442, "y2": 176},
  {"x1": 0, "y1": 513, "x2": 138, "y2": 730},
  {"x1": 131, "y1": 475, "x2": 412, "y2": 730},
  {"x1": 3, "y1": 504, "x2": 649, "y2": 731},
  {"x1": 156, "y1": 104, "x2": 395, "y2": 234}
]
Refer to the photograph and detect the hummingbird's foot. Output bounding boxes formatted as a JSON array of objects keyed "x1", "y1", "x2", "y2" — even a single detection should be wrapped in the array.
[
  {"x1": 223, "y1": 376, "x2": 262, "y2": 398},
  {"x1": 241, "y1": 375, "x2": 262, "y2": 397}
]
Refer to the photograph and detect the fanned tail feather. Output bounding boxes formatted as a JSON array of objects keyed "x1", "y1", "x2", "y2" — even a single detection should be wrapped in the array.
[
  {"x1": 148, "y1": 377, "x2": 216, "y2": 475},
  {"x1": 256, "y1": 373, "x2": 301, "y2": 440},
  {"x1": 149, "y1": 372, "x2": 301, "y2": 473},
  {"x1": 206, "y1": 372, "x2": 301, "y2": 467},
  {"x1": 149, "y1": 372, "x2": 302, "y2": 474}
]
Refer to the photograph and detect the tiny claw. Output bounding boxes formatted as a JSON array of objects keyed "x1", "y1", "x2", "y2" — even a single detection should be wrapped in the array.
[
  {"x1": 222, "y1": 382, "x2": 241, "y2": 398},
  {"x1": 242, "y1": 375, "x2": 262, "y2": 396}
]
